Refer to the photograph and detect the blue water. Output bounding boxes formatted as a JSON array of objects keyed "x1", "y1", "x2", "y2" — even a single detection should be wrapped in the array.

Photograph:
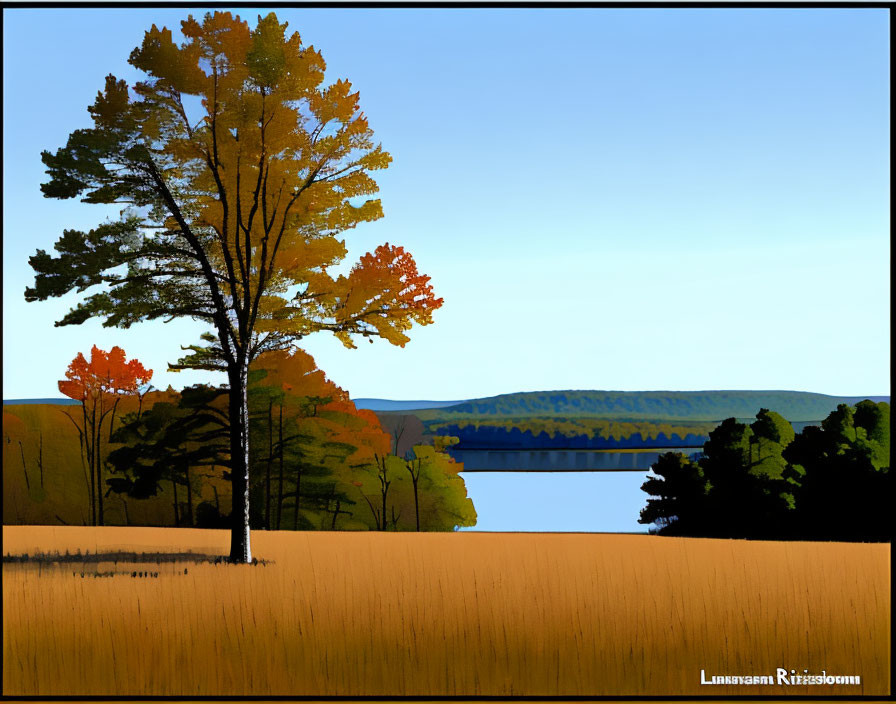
[{"x1": 459, "y1": 470, "x2": 652, "y2": 533}]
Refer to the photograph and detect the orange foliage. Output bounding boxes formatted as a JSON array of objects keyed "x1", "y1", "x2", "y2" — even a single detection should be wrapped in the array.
[
  {"x1": 316, "y1": 399, "x2": 391, "y2": 464},
  {"x1": 252, "y1": 348, "x2": 345, "y2": 401},
  {"x1": 58, "y1": 345, "x2": 152, "y2": 402},
  {"x1": 253, "y1": 348, "x2": 389, "y2": 464},
  {"x1": 333, "y1": 244, "x2": 444, "y2": 348}
]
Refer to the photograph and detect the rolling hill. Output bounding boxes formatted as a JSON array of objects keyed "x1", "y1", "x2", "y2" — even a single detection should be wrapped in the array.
[
  {"x1": 391, "y1": 390, "x2": 889, "y2": 422},
  {"x1": 6, "y1": 390, "x2": 888, "y2": 420}
]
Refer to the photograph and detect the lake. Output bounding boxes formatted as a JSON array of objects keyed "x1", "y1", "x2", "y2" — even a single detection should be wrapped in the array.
[{"x1": 453, "y1": 449, "x2": 698, "y2": 533}]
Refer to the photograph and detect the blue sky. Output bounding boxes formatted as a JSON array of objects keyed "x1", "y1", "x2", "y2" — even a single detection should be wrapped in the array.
[{"x1": 3, "y1": 8, "x2": 890, "y2": 400}]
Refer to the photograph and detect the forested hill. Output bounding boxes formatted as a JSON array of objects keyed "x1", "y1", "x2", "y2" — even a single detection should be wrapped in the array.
[{"x1": 425, "y1": 391, "x2": 890, "y2": 422}]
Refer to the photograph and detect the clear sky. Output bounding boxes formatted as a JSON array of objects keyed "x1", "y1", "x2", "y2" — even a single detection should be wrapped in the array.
[{"x1": 3, "y1": 8, "x2": 890, "y2": 401}]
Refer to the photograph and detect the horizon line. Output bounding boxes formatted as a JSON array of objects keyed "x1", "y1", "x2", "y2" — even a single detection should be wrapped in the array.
[{"x1": 4, "y1": 389, "x2": 890, "y2": 405}]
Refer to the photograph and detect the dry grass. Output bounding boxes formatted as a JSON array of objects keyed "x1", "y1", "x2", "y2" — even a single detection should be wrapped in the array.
[{"x1": 2, "y1": 526, "x2": 890, "y2": 696}]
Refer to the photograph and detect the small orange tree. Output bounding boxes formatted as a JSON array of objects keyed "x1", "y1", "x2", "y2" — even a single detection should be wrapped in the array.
[{"x1": 59, "y1": 345, "x2": 152, "y2": 525}]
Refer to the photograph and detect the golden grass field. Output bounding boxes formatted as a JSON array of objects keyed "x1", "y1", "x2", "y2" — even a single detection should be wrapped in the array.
[{"x1": 2, "y1": 526, "x2": 890, "y2": 696}]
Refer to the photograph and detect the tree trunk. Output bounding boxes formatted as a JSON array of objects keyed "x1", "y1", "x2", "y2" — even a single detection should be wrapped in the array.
[
  {"x1": 69, "y1": 414, "x2": 91, "y2": 515},
  {"x1": 406, "y1": 459, "x2": 421, "y2": 532},
  {"x1": 185, "y1": 465, "x2": 194, "y2": 527},
  {"x1": 381, "y1": 485, "x2": 388, "y2": 532},
  {"x1": 96, "y1": 415, "x2": 104, "y2": 527},
  {"x1": 266, "y1": 399, "x2": 273, "y2": 529},
  {"x1": 392, "y1": 417, "x2": 405, "y2": 456},
  {"x1": 77, "y1": 403, "x2": 95, "y2": 526},
  {"x1": 91, "y1": 401, "x2": 102, "y2": 526},
  {"x1": 108, "y1": 397, "x2": 120, "y2": 442},
  {"x1": 377, "y1": 455, "x2": 391, "y2": 532},
  {"x1": 412, "y1": 477, "x2": 420, "y2": 532},
  {"x1": 276, "y1": 404, "x2": 284, "y2": 530},
  {"x1": 228, "y1": 360, "x2": 252, "y2": 563},
  {"x1": 85, "y1": 402, "x2": 95, "y2": 526},
  {"x1": 100, "y1": 397, "x2": 121, "y2": 525},
  {"x1": 18, "y1": 441, "x2": 30, "y2": 491},
  {"x1": 293, "y1": 468, "x2": 301, "y2": 531},
  {"x1": 360, "y1": 494, "x2": 381, "y2": 531},
  {"x1": 172, "y1": 479, "x2": 180, "y2": 527}
]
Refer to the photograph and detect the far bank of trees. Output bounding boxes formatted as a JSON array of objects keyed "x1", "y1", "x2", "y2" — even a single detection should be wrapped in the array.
[
  {"x1": 431, "y1": 419, "x2": 714, "y2": 450},
  {"x1": 640, "y1": 402, "x2": 891, "y2": 541}
]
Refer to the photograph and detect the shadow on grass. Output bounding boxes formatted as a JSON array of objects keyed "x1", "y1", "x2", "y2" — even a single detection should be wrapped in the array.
[{"x1": 3, "y1": 550, "x2": 271, "y2": 565}]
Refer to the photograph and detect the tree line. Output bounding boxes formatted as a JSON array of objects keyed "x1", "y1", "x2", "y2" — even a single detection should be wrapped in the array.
[
  {"x1": 639, "y1": 402, "x2": 890, "y2": 541},
  {"x1": 431, "y1": 419, "x2": 715, "y2": 450},
  {"x1": 55, "y1": 345, "x2": 476, "y2": 532}
]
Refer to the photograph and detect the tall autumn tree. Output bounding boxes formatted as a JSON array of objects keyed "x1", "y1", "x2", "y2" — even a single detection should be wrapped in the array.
[
  {"x1": 27, "y1": 12, "x2": 442, "y2": 561},
  {"x1": 59, "y1": 345, "x2": 152, "y2": 526}
]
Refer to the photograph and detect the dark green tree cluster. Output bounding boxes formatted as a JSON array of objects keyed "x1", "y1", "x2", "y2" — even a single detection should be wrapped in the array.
[
  {"x1": 107, "y1": 385, "x2": 231, "y2": 527},
  {"x1": 783, "y1": 401, "x2": 890, "y2": 541},
  {"x1": 639, "y1": 402, "x2": 890, "y2": 541}
]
